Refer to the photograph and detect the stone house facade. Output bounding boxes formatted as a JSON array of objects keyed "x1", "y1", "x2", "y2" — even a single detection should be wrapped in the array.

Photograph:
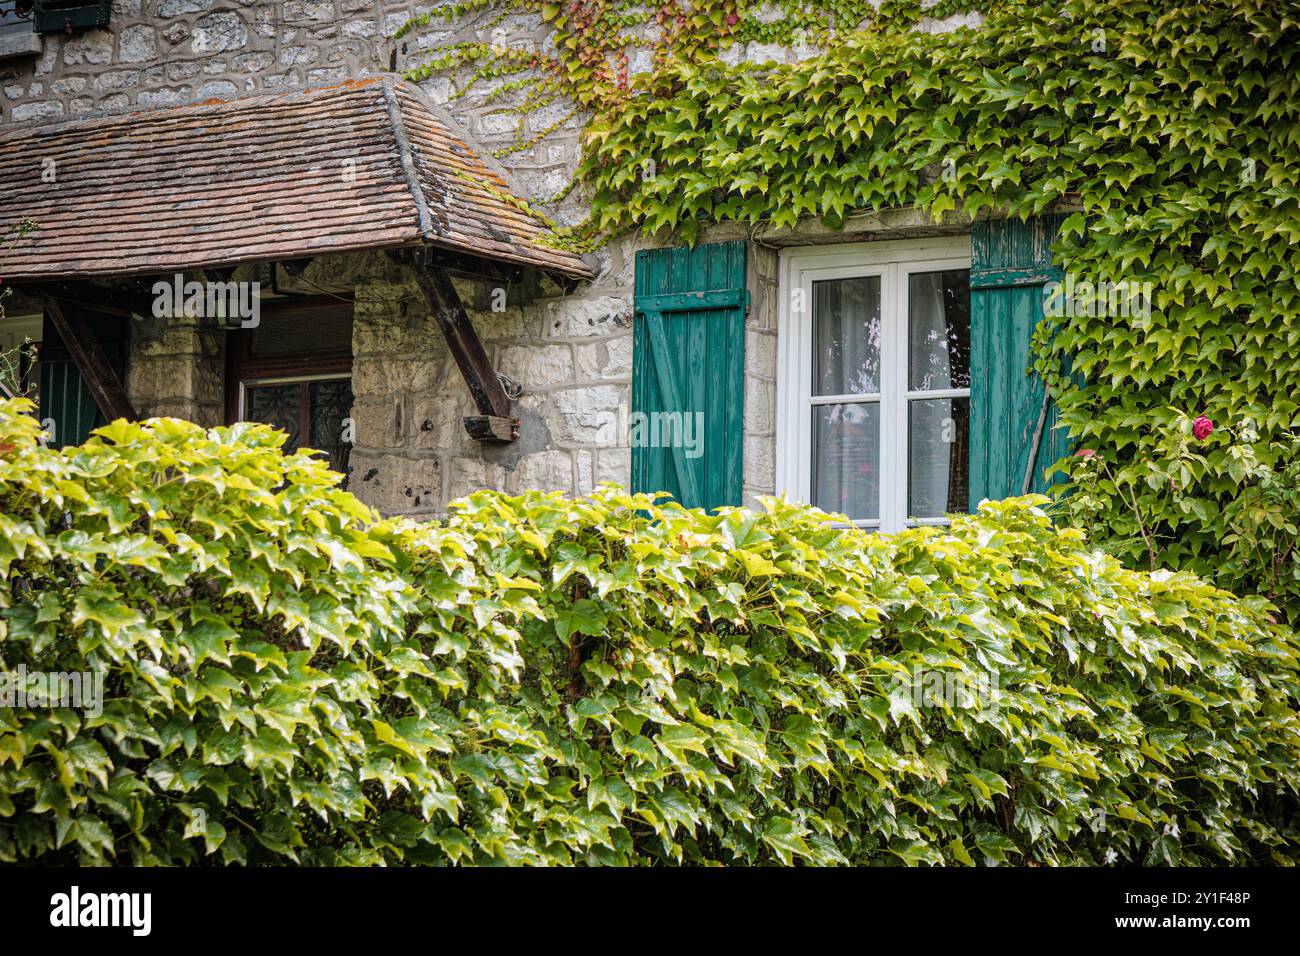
[{"x1": 3, "y1": 2, "x2": 1055, "y2": 529}]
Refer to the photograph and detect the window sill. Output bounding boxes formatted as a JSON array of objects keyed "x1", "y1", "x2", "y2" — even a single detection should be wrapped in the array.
[{"x1": 0, "y1": 31, "x2": 41, "y2": 61}]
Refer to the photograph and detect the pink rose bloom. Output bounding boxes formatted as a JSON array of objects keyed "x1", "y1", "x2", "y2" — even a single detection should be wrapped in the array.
[{"x1": 1193, "y1": 415, "x2": 1213, "y2": 441}]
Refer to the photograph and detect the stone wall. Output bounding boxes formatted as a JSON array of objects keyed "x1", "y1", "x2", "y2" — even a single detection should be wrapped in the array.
[
  {"x1": 127, "y1": 311, "x2": 225, "y2": 426},
  {"x1": 1, "y1": 1, "x2": 411, "y2": 123},
  {"x1": 743, "y1": 243, "x2": 779, "y2": 507},
  {"x1": 226, "y1": 245, "x2": 641, "y2": 517},
  {"x1": 247, "y1": 228, "x2": 794, "y2": 516},
  {"x1": 0, "y1": 1, "x2": 590, "y2": 217},
  {"x1": 299, "y1": 240, "x2": 780, "y2": 516}
]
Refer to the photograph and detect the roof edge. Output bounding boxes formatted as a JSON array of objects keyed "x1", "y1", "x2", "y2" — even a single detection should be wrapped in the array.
[
  {"x1": 381, "y1": 78, "x2": 438, "y2": 242},
  {"x1": 0, "y1": 77, "x2": 392, "y2": 139}
]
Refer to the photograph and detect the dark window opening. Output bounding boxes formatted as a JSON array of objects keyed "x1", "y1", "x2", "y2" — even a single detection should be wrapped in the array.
[{"x1": 227, "y1": 297, "x2": 354, "y2": 482}]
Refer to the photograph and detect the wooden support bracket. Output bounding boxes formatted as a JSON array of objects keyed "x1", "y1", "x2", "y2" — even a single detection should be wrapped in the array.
[
  {"x1": 44, "y1": 298, "x2": 138, "y2": 423},
  {"x1": 463, "y1": 415, "x2": 519, "y2": 443},
  {"x1": 402, "y1": 254, "x2": 518, "y2": 442}
]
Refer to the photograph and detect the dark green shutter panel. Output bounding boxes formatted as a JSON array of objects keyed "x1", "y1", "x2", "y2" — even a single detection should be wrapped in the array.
[
  {"x1": 632, "y1": 241, "x2": 746, "y2": 510},
  {"x1": 968, "y1": 214, "x2": 1072, "y2": 508},
  {"x1": 31, "y1": 1, "x2": 112, "y2": 33},
  {"x1": 38, "y1": 309, "x2": 129, "y2": 449}
]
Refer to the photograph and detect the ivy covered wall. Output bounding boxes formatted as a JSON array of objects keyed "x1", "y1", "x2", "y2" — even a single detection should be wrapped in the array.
[{"x1": 405, "y1": 0, "x2": 1300, "y2": 622}]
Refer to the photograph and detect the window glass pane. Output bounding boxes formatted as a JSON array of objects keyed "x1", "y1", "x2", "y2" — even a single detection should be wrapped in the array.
[
  {"x1": 908, "y1": 269, "x2": 970, "y2": 391},
  {"x1": 908, "y1": 397, "x2": 969, "y2": 519},
  {"x1": 812, "y1": 402, "x2": 879, "y2": 521},
  {"x1": 245, "y1": 383, "x2": 301, "y2": 449},
  {"x1": 309, "y1": 379, "x2": 354, "y2": 477},
  {"x1": 813, "y1": 275, "x2": 881, "y2": 395}
]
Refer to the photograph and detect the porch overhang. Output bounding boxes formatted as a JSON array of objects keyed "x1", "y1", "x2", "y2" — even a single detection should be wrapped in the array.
[
  {"x1": 0, "y1": 77, "x2": 590, "y2": 446},
  {"x1": 0, "y1": 76, "x2": 594, "y2": 282}
]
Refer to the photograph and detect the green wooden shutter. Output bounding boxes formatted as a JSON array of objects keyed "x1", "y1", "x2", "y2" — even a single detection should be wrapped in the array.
[
  {"x1": 632, "y1": 241, "x2": 747, "y2": 510},
  {"x1": 32, "y1": 1, "x2": 113, "y2": 34},
  {"x1": 968, "y1": 214, "x2": 1072, "y2": 508},
  {"x1": 38, "y1": 309, "x2": 129, "y2": 449}
]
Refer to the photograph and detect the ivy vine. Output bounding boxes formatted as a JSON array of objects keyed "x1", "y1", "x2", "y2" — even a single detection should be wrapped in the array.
[{"x1": 397, "y1": 1, "x2": 949, "y2": 157}]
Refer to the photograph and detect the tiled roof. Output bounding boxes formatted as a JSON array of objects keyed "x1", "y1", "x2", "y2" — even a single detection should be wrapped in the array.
[{"x1": 0, "y1": 77, "x2": 592, "y2": 281}]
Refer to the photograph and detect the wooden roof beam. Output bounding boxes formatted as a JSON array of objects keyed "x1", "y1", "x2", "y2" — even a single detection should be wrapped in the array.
[{"x1": 21, "y1": 279, "x2": 157, "y2": 320}]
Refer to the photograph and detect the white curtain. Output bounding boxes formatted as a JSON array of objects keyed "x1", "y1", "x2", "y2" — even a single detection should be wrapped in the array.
[
  {"x1": 812, "y1": 277, "x2": 881, "y2": 520},
  {"x1": 908, "y1": 273, "x2": 953, "y2": 518}
]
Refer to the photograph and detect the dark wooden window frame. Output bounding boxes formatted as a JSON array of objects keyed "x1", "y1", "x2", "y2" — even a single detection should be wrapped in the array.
[{"x1": 224, "y1": 295, "x2": 354, "y2": 429}]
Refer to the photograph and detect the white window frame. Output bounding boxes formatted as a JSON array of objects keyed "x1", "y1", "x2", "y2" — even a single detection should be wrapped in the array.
[{"x1": 775, "y1": 236, "x2": 973, "y2": 532}]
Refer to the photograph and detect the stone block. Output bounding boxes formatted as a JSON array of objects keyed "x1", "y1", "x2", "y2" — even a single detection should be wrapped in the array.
[
  {"x1": 497, "y1": 343, "x2": 572, "y2": 390},
  {"x1": 193, "y1": 12, "x2": 248, "y2": 54},
  {"x1": 118, "y1": 25, "x2": 158, "y2": 63},
  {"x1": 351, "y1": 356, "x2": 442, "y2": 399},
  {"x1": 595, "y1": 446, "x2": 631, "y2": 487},
  {"x1": 505, "y1": 450, "x2": 572, "y2": 494},
  {"x1": 166, "y1": 61, "x2": 201, "y2": 80},
  {"x1": 233, "y1": 52, "x2": 275, "y2": 72},
  {"x1": 574, "y1": 333, "x2": 632, "y2": 380},
  {"x1": 158, "y1": 0, "x2": 215, "y2": 15},
  {"x1": 743, "y1": 434, "x2": 775, "y2": 492},
  {"x1": 574, "y1": 449, "x2": 594, "y2": 495},
  {"x1": 353, "y1": 308, "x2": 418, "y2": 354},
  {"x1": 278, "y1": 46, "x2": 318, "y2": 66},
  {"x1": 548, "y1": 385, "x2": 622, "y2": 444},
  {"x1": 446, "y1": 456, "x2": 505, "y2": 503},
  {"x1": 50, "y1": 77, "x2": 88, "y2": 95},
  {"x1": 544, "y1": 295, "x2": 633, "y2": 339},
  {"x1": 410, "y1": 391, "x2": 465, "y2": 451},
  {"x1": 138, "y1": 89, "x2": 188, "y2": 108},
  {"x1": 744, "y1": 375, "x2": 774, "y2": 435},
  {"x1": 62, "y1": 30, "x2": 115, "y2": 66},
  {"x1": 11, "y1": 102, "x2": 64, "y2": 122},
  {"x1": 350, "y1": 454, "x2": 442, "y2": 514},
  {"x1": 306, "y1": 68, "x2": 348, "y2": 84},
  {"x1": 93, "y1": 70, "x2": 140, "y2": 93},
  {"x1": 195, "y1": 80, "x2": 238, "y2": 99},
  {"x1": 745, "y1": 329, "x2": 777, "y2": 377},
  {"x1": 350, "y1": 398, "x2": 405, "y2": 451}
]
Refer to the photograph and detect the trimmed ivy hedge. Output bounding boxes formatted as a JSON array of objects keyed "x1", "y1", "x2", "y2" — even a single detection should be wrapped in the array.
[{"x1": 1, "y1": 402, "x2": 1298, "y2": 865}]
